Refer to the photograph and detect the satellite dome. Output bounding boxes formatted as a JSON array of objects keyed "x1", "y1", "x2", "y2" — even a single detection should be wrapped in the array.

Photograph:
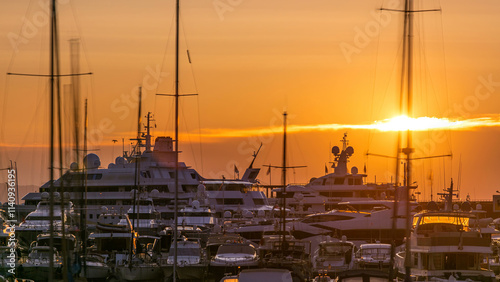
[
  {"x1": 101, "y1": 206, "x2": 108, "y2": 213},
  {"x1": 41, "y1": 192, "x2": 49, "y2": 200},
  {"x1": 346, "y1": 146, "x2": 354, "y2": 156},
  {"x1": 192, "y1": 200, "x2": 200, "y2": 209},
  {"x1": 70, "y1": 162, "x2": 78, "y2": 171},
  {"x1": 257, "y1": 210, "x2": 265, "y2": 218},
  {"x1": 351, "y1": 166, "x2": 358, "y2": 174},
  {"x1": 197, "y1": 184, "x2": 206, "y2": 193},
  {"x1": 223, "y1": 211, "x2": 232, "y2": 218},
  {"x1": 150, "y1": 189, "x2": 160, "y2": 198},
  {"x1": 84, "y1": 154, "x2": 101, "y2": 169},
  {"x1": 244, "y1": 210, "x2": 253, "y2": 218},
  {"x1": 108, "y1": 163, "x2": 115, "y2": 169},
  {"x1": 115, "y1": 157, "x2": 125, "y2": 165},
  {"x1": 294, "y1": 193, "x2": 304, "y2": 202},
  {"x1": 332, "y1": 146, "x2": 340, "y2": 156},
  {"x1": 427, "y1": 201, "x2": 439, "y2": 211},
  {"x1": 476, "y1": 203, "x2": 483, "y2": 210}
]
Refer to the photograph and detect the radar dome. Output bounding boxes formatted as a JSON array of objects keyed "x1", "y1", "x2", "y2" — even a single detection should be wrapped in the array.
[
  {"x1": 108, "y1": 163, "x2": 115, "y2": 169},
  {"x1": 257, "y1": 210, "x2": 265, "y2": 218},
  {"x1": 244, "y1": 210, "x2": 253, "y2": 218},
  {"x1": 346, "y1": 146, "x2": 354, "y2": 156},
  {"x1": 197, "y1": 184, "x2": 206, "y2": 193},
  {"x1": 294, "y1": 193, "x2": 304, "y2": 202},
  {"x1": 115, "y1": 157, "x2": 125, "y2": 165},
  {"x1": 332, "y1": 146, "x2": 340, "y2": 156},
  {"x1": 150, "y1": 189, "x2": 160, "y2": 198},
  {"x1": 84, "y1": 153, "x2": 101, "y2": 169},
  {"x1": 70, "y1": 162, "x2": 78, "y2": 171},
  {"x1": 192, "y1": 200, "x2": 200, "y2": 209},
  {"x1": 351, "y1": 166, "x2": 358, "y2": 174}
]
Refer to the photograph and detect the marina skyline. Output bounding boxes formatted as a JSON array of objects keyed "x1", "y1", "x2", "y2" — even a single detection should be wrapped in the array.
[{"x1": 1, "y1": 0, "x2": 500, "y2": 202}]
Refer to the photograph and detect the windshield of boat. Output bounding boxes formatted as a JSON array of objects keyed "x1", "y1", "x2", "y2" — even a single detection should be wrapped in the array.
[
  {"x1": 28, "y1": 250, "x2": 54, "y2": 260},
  {"x1": 320, "y1": 244, "x2": 352, "y2": 255},
  {"x1": 415, "y1": 214, "x2": 470, "y2": 232},
  {"x1": 217, "y1": 245, "x2": 255, "y2": 255},
  {"x1": 361, "y1": 248, "x2": 390, "y2": 255}
]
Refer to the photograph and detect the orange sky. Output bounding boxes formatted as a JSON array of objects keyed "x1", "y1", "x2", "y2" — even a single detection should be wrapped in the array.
[{"x1": 1, "y1": 0, "x2": 500, "y2": 203}]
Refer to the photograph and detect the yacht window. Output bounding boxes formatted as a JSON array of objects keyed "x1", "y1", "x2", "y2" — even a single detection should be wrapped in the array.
[
  {"x1": 322, "y1": 179, "x2": 327, "y2": 186},
  {"x1": 168, "y1": 172, "x2": 175, "y2": 178},
  {"x1": 348, "y1": 178, "x2": 354, "y2": 185},
  {"x1": 355, "y1": 179, "x2": 362, "y2": 185},
  {"x1": 334, "y1": 178, "x2": 345, "y2": 185},
  {"x1": 216, "y1": 198, "x2": 244, "y2": 205},
  {"x1": 190, "y1": 173, "x2": 197, "y2": 179},
  {"x1": 253, "y1": 199, "x2": 266, "y2": 205},
  {"x1": 302, "y1": 214, "x2": 353, "y2": 223},
  {"x1": 89, "y1": 214, "x2": 93, "y2": 219}
]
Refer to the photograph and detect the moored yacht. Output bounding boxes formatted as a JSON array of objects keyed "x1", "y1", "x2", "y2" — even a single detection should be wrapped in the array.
[
  {"x1": 395, "y1": 210, "x2": 496, "y2": 281},
  {"x1": 162, "y1": 237, "x2": 208, "y2": 280},
  {"x1": 272, "y1": 134, "x2": 396, "y2": 214},
  {"x1": 16, "y1": 192, "x2": 78, "y2": 248},
  {"x1": 312, "y1": 238, "x2": 356, "y2": 277},
  {"x1": 290, "y1": 200, "x2": 414, "y2": 246}
]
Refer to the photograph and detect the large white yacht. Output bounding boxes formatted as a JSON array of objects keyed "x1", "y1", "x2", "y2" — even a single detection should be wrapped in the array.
[
  {"x1": 272, "y1": 134, "x2": 396, "y2": 214},
  {"x1": 22, "y1": 133, "x2": 202, "y2": 225},
  {"x1": 290, "y1": 200, "x2": 416, "y2": 246},
  {"x1": 22, "y1": 115, "x2": 272, "y2": 228},
  {"x1": 395, "y1": 210, "x2": 496, "y2": 281}
]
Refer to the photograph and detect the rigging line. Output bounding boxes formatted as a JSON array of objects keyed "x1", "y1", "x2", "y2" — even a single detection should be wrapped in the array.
[
  {"x1": 436, "y1": 4, "x2": 453, "y2": 155},
  {"x1": 180, "y1": 16, "x2": 205, "y2": 174},
  {"x1": 69, "y1": 0, "x2": 94, "y2": 74},
  {"x1": 367, "y1": 4, "x2": 385, "y2": 154},
  {"x1": 6, "y1": 0, "x2": 35, "y2": 72},
  {"x1": 179, "y1": 99, "x2": 200, "y2": 170},
  {"x1": 13, "y1": 82, "x2": 49, "y2": 162},
  {"x1": 155, "y1": 11, "x2": 177, "y2": 117}
]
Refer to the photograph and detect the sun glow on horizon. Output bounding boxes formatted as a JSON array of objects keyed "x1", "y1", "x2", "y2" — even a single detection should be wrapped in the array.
[
  {"x1": 4, "y1": 115, "x2": 500, "y2": 148},
  {"x1": 370, "y1": 115, "x2": 464, "y2": 131}
]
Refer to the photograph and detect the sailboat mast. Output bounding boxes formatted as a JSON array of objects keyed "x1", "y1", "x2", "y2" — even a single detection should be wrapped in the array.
[
  {"x1": 281, "y1": 112, "x2": 287, "y2": 252},
  {"x1": 130, "y1": 87, "x2": 142, "y2": 266},
  {"x1": 173, "y1": 0, "x2": 180, "y2": 280},
  {"x1": 403, "y1": 0, "x2": 414, "y2": 281},
  {"x1": 49, "y1": 0, "x2": 57, "y2": 279}
]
